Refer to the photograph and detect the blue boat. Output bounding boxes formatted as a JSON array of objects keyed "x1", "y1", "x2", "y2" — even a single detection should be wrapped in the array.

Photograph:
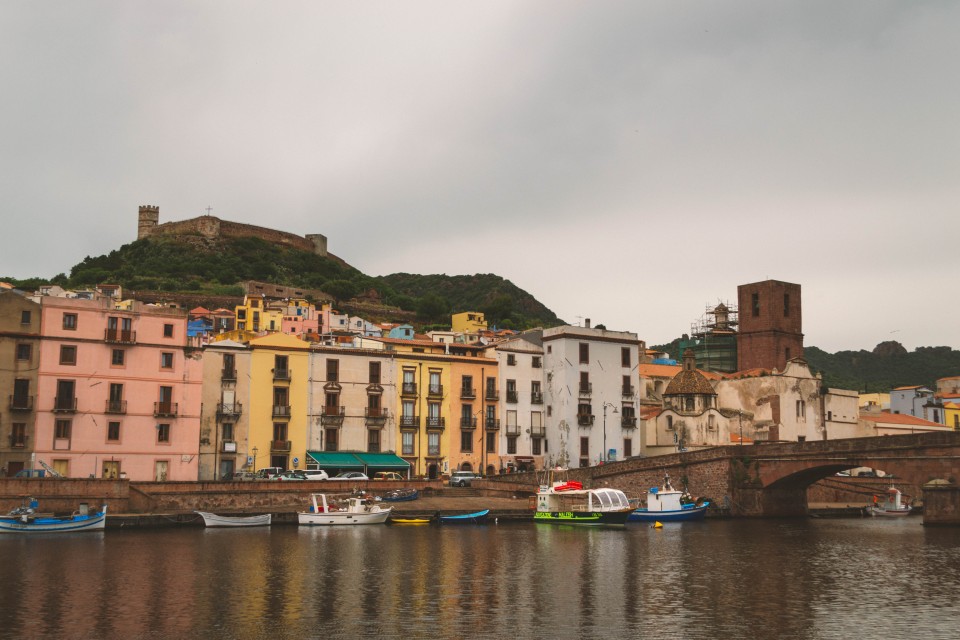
[
  {"x1": 382, "y1": 488, "x2": 419, "y2": 503},
  {"x1": 438, "y1": 509, "x2": 489, "y2": 524},
  {"x1": 628, "y1": 475, "x2": 709, "y2": 523},
  {"x1": 0, "y1": 499, "x2": 108, "y2": 534}
]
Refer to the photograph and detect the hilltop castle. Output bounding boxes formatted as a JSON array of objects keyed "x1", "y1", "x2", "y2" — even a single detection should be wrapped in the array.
[{"x1": 136, "y1": 205, "x2": 328, "y2": 256}]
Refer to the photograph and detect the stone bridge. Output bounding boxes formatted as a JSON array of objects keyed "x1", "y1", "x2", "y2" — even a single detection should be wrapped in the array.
[{"x1": 504, "y1": 431, "x2": 960, "y2": 520}]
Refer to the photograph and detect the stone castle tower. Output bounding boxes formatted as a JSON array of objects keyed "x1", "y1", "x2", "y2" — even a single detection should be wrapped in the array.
[
  {"x1": 135, "y1": 204, "x2": 327, "y2": 257},
  {"x1": 737, "y1": 279, "x2": 803, "y2": 371}
]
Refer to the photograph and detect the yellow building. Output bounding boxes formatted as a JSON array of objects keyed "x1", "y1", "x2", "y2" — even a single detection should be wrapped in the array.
[
  {"x1": 448, "y1": 356, "x2": 500, "y2": 475},
  {"x1": 235, "y1": 296, "x2": 284, "y2": 333},
  {"x1": 248, "y1": 333, "x2": 311, "y2": 471},
  {"x1": 945, "y1": 402, "x2": 960, "y2": 431},
  {"x1": 452, "y1": 311, "x2": 487, "y2": 334}
]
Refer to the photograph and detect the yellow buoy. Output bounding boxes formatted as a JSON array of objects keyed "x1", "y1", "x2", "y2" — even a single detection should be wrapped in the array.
[{"x1": 653, "y1": 521, "x2": 663, "y2": 528}]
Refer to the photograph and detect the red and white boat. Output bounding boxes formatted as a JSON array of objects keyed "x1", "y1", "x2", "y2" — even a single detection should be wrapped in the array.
[{"x1": 868, "y1": 486, "x2": 912, "y2": 517}]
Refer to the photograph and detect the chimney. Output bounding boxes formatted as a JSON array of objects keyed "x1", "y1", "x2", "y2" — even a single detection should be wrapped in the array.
[{"x1": 584, "y1": 318, "x2": 591, "y2": 328}]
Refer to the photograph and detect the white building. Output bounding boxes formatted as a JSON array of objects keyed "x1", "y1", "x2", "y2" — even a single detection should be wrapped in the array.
[{"x1": 486, "y1": 331, "x2": 546, "y2": 471}]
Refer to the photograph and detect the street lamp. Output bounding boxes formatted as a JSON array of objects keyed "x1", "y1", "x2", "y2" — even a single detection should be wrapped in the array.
[
  {"x1": 738, "y1": 410, "x2": 743, "y2": 446},
  {"x1": 252, "y1": 446, "x2": 258, "y2": 471},
  {"x1": 602, "y1": 402, "x2": 618, "y2": 463}
]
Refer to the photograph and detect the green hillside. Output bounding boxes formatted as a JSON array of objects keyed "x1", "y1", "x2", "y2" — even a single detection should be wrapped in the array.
[{"x1": 3, "y1": 236, "x2": 562, "y2": 329}]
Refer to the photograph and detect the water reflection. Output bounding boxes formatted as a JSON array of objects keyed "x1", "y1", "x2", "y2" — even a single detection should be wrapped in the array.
[{"x1": 2, "y1": 518, "x2": 960, "y2": 639}]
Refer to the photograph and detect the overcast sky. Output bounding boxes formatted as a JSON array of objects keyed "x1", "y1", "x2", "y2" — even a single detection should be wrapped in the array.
[{"x1": 2, "y1": 2, "x2": 958, "y2": 353}]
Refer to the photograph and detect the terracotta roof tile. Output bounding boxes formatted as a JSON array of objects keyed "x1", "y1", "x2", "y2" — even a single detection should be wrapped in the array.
[{"x1": 859, "y1": 411, "x2": 945, "y2": 427}]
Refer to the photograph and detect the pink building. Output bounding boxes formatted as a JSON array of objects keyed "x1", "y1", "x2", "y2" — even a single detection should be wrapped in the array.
[{"x1": 35, "y1": 296, "x2": 201, "y2": 480}]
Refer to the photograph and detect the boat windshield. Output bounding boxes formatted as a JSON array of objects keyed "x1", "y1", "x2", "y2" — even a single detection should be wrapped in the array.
[{"x1": 591, "y1": 489, "x2": 630, "y2": 510}]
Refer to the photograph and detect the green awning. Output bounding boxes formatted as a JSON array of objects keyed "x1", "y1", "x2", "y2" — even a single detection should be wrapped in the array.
[
  {"x1": 306, "y1": 451, "x2": 364, "y2": 469},
  {"x1": 354, "y1": 452, "x2": 411, "y2": 470}
]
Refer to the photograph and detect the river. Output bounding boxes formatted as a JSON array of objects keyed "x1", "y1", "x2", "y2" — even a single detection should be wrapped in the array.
[{"x1": 1, "y1": 517, "x2": 959, "y2": 639}]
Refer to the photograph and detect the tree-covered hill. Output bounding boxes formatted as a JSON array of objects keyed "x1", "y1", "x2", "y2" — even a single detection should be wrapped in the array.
[{"x1": 3, "y1": 236, "x2": 562, "y2": 329}]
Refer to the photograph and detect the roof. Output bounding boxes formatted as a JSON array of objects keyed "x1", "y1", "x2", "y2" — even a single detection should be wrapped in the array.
[
  {"x1": 639, "y1": 363, "x2": 681, "y2": 378},
  {"x1": 639, "y1": 406, "x2": 662, "y2": 420},
  {"x1": 730, "y1": 433, "x2": 754, "y2": 444},
  {"x1": 892, "y1": 385, "x2": 923, "y2": 391},
  {"x1": 664, "y1": 368, "x2": 716, "y2": 396},
  {"x1": 723, "y1": 368, "x2": 773, "y2": 380},
  {"x1": 858, "y1": 411, "x2": 946, "y2": 427}
]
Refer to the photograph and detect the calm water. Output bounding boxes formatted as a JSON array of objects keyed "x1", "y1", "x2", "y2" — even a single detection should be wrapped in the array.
[{"x1": 2, "y1": 517, "x2": 960, "y2": 639}]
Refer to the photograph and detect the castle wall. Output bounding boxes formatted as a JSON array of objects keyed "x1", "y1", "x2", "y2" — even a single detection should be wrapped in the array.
[{"x1": 134, "y1": 206, "x2": 327, "y2": 255}]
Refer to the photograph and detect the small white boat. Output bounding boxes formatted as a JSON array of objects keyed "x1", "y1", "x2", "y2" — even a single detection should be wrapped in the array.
[
  {"x1": 0, "y1": 499, "x2": 107, "y2": 534},
  {"x1": 195, "y1": 510, "x2": 272, "y2": 528},
  {"x1": 868, "y1": 486, "x2": 912, "y2": 517},
  {"x1": 629, "y1": 474, "x2": 709, "y2": 523},
  {"x1": 298, "y1": 493, "x2": 392, "y2": 526}
]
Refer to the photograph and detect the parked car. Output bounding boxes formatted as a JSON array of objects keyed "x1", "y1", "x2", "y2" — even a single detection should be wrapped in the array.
[
  {"x1": 274, "y1": 470, "x2": 308, "y2": 481},
  {"x1": 301, "y1": 469, "x2": 330, "y2": 481},
  {"x1": 229, "y1": 471, "x2": 256, "y2": 481},
  {"x1": 856, "y1": 470, "x2": 878, "y2": 478},
  {"x1": 373, "y1": 471, "x2": 404, "y2": 481},
  {"x1": 332, "y1": 471, "x2": 368, "y2": 481},
  {"x1": 255, "y1": 467, "x2": 284, "y2": 480},
  {"x1": 449, "y1": 471, "x2": 479, "y2": 487}
]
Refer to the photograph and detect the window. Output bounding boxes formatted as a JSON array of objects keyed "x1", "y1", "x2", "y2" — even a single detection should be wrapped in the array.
[
  {"x1": 368, "y1": 393, "x2": 382, "y2": 412},
  {"x1": 784, "y1": 293, "x2": 791, "y2": 317},
  {"x1": 532, "y1": 356, "x2": 541, "y2": 368},
  {"x1": 63, "y1": 313, "x2": 77, "y2": 330},
  {"x1": 507, "y1": 436, "x2": 517, "y2": 454},
  {"x1": 157, "y1": 423, "x2": 170, "y2": 443},
  {"x1": 108, "y1": 422, "x2": 121, "y2": 441},
  {"x1": 402, "y1": 431, "x2": 415, "y2": 455},
  {"x1": 222, "y1": 422, "x2": 234, "y2": 441},
  {"x1": 621, "y1": 347, "x2": 630, "y2": 367},
  {"x1": 163, "y1": 324, "x2": 174, "y2": 338},
  {"x1": 785, "y1": 348, "x2": 792, "y2": 361},
  {"x1": 327, "y1": 359, "x2": 339, "y2": 382},
  {"x1": 796, "y1": 400, "x2": 806, "y2": 419},
  {"x1": 580, "y1": 437, "x2": 590, "y2": 456},
  {"x1": 461, "y1": 375, "x2": 474, "y2": 395},
  {"x1": 112, "y1": 349, "x2": 125, "y2": 366},
  {"x1": 11, "y1": 423, "x2": 26, "y2": 447},
  {"x1": 55, "y1": 419, "x2": 71, "y2": 439},
  {"x1": 428, "y1": 432, "x2": 440, "y2": 456},
  {"x1": 506, "y1": 410, "x2": 518, "y2": 432},
  {"x1": 59, "y1": 345, "x2": 77, "y2": 365},
  {"x1": 622, "y1": 375, "x2": 632, "y2": 395},
  {"x1": 273, "y1": 422, "x2": 288, "y2": 442},
  {"x1": 579, "y1": 343, "x2": 589, "y2": 364},
  {"x1": 666, "y1": 415, "x2": 674, "y2": 430},
  {"x1": 222, "y1": 353, "x2": 236, "y2": 377},
  {"x1": 506, "y1": 380, "x2": 517, "y2": 402},
  {"x1": 461, "y1": 430, "x2": 474, "y2": 452},
  {"x1": 685, "y1": 397, "x2": 694, "y2": 411},
  {"x1": 623, "y1": 438, "x2": 632, "y2": 458},
  {"x1": 21, "y1": 310, "x2": 32, "y2": 325},
  {"x1": 55, "y1": 380, "x2": 75, "y2": 410},
  {"x1": 532, "y1": 437, "x2": 542, "y2": 455},
  {"x1": 16, "y1": 343, "x2": 31, "y2": 361},
  {"x1": 369, "y1": 361, "x2": 381, "y2": 384},
  {"x1": 367, "y1": 429, "x2": 381, "y2": 452},
  {"x1": 579, "y1": 371, "x2": 590, "y2": 393},
  {"x1": 325, "y1": 392, "x2": 340, "y2": 414},
  {"x1": 486, "y1": 431, "x2": 496, "y2": 453},
  {"x1": 827, "y1": 411, "x2": 833, "y2": 422},
  {"x1": 324, "y1": 428, "x2": 338, "y2": 451},
  {"x1": 160, "y1": 352, "x2": 174, "y2": 368},
  {"x1": 507, "y1": 354, "x2": 516, "y2": 366},
  {"x1": 752, "y1": 292, "x2": 760, "y2": 317},
  {"x1": 108, "y1": 383, "x2": 124, "y2": 412}
]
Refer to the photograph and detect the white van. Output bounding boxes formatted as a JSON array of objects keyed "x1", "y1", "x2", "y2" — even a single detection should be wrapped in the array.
[{"x1": 302, "y1": 469, "x2": 329, "y2": 480}]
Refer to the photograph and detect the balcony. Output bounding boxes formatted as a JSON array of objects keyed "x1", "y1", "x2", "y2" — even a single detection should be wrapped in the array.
[
  {"x1": 460, "y1": 386, "x2": 476, "y2": 399},
  {"x1": 104, "y1": 400, "x2": 127, "y2": 414},
  {"x1": 485, "y1": 389, "x2": 499, "y2": 401},
  {"x1": 53, "y1": 397, "x2": 77, "y2": 413},
  {"x1": 365, "y1": 407, "x2": 388, "y2": 426},
  {"x1": 9, "y1": 395, "x2": 34, "y2": 412},
  {"x1": 221, "y1": 368, "x2": 237, "y2": 382},
  {"x1": 530, "y1": 425, "x2": 546, "y2": 437},
  {"x1": 485, "y1": 418, "x2": 500, "y2": 431},
  {"x1": 426, "y1": 416, "x2": 446, "y2": 430},
  {"x1": 427, "y1": 384, "x2": 444, "y2": 398},
  {"x1": 104, "y1": 328, "x2": 136, "y2": 344},
  {"x1": 9, "y1": 435, "x2": 27, "y2": 448},
  {"x1": 271, "y1": 440, "x2": 292, "y2": 452},
  {"x1": 216, "y1": 402, "x2": 243, "y2": 420},
  {"x1": 531, "y1": 391, "x2": 543, "y2": 404},
  {"x1": 401, "y1": 382, "x2": 418, "y2": 397},
  {"x1": 505, "y1": 423, "x2": 520, "y2": 436},
  {"x1": 272, "y1": 404, "x2": 291, "y2": 419},
  {"x1": 320, "y1": 406, "x2": 346, "y2": 426},
  {"x1": 577, "y1": 413, "x2": 595, "y2": 426},
  {"x1": 622, "y1": 385, "x2": 635, "y2": 397},
  {"x1": 579, "y1": 383, "x2": 592, "y2": 397},
  {"x1": 399, "y1": 415, "x2": 420, "y2": 429},
  {"x1": 460, "y1": 417, "x2": 477, "y2": 430},
  {"x1": 621, "y1": 415, "x2": 637, "y2": 428},
  {"x1": 154, "y1": 402, "x2": 178, "y2": 418},
  {"x1": 506, "y1": 391, "x2": 518, "y2": 403},
  {"x1": 272, "y1": 368, "x2": 292, "y2": 382}
]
